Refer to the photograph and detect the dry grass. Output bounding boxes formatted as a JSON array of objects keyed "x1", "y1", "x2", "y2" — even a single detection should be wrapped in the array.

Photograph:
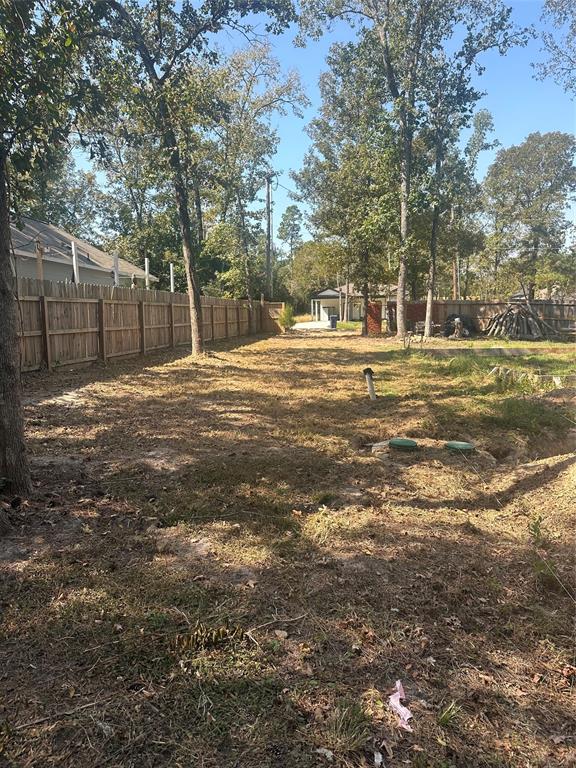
[{"x1": 1, "y1": 331, "x2": 575, "y2": 768}]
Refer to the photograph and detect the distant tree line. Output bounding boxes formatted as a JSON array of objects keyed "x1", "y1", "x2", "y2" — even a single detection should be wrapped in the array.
[{"x1": 289, "y1": 0, "x2": 575, "y2": 329}]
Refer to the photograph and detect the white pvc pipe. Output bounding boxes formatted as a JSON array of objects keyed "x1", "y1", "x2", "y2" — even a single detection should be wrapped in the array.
[
  {"x1": 364, "y1": 368, "x2": 377, "y2": 400},
  {"x1": 170, "y1": 262, "x2": 175, "y2": 293}
]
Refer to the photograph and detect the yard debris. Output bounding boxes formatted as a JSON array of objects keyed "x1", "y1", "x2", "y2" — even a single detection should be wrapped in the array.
[
  {"x1": 388, "y1": 680, "x2": 414, "y2": 732},
  {"x1": 489, "y1": 366, "x2": 576, "y2": 388},
  {"x1": 315, "y1": 747, "x2": 335, "y2": 761},
  {"x1": 444, "y1": 313, "x2": 474, "y2": 338},
  {"x1": 484, "y1": 302, "x2": 556, "y2": 340}
]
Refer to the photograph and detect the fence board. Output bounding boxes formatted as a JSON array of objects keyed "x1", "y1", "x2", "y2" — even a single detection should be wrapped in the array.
[
  {"x1": 16, "y1": 278, "x2": 281, "y2": 371},
  {"x1": 387, "y1": 300, "x2": 576, "y2": 333}
]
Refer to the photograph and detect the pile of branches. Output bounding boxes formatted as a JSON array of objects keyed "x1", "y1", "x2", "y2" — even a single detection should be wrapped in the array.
[{"x1": 484, "y1": 303, "x2": 555, "y2": 339}]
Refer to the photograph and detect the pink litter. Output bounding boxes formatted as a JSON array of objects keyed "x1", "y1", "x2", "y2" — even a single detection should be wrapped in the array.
[{"x1": 388, "y1": 680, "x2": 413, "y2": 732}]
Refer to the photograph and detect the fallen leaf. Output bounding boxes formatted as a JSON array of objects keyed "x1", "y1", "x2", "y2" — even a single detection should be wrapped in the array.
[
  {"x1": 274, "y1": 629, "x2": 288, "y2": 640},
  {"x1": 315, "y1": 748, "x2": 334, "y2": 761},
  {"x1": 313, "y1": 706, "x2": 324, "y2": 722},
  {"x1": 246, "y1": 580, "x2": 257, "y2": 588}
]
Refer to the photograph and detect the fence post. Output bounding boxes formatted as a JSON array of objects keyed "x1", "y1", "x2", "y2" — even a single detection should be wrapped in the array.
[
  {"x1": 210, "y1": 304, "x2": 215, "y2": 341},
  {"x1": 169, "y1": 301, "x2": 175, "y2": 348},
  {"x1": 39, "y1": 296, "x2": 51, "y2": 370},
  {"x1": 236, "y1": 304, "x2": 241, "y2": 337},
  {"x1": 225, "y1": 306, "x2": 229, "y2": 339},
  {"x1": 138, "y1": 300, "x2": 146, "y2": 354},
  {"x1": 98, "y1": 298, "x2": 107, "y2": 362}
]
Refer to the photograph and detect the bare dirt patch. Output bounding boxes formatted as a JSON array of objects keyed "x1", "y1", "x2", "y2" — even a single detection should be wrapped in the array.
[{"x1": 1, "y1": 336, "x2": 574, "y2": 768}]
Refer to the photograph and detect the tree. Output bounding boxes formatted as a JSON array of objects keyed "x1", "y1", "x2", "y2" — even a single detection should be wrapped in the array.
[
  {"x1": 206, "y1": 44, "x2": 305, "y2": 305},
  {"x1": 13, "y1": 146, "x2": 101, "y2": 241},
  {"x1": 94, "y1": 116, "x2": 182, "y2": 288},
  {"x1": 96, "y1": 0, "x2": 295, "y2": 355},
  {"x1": 300, "y1": 0, "x2": 526, "y2": 336},
  {"x1": 294, "y1": 39, "x2": 398, "y2": 334},
  {"x1": 422, "y1": 105, "x2": 498, "y2": 335},
  {"x1": 278, "y1": 204, "x2": 303, "y2": 258},
  {"x1": 289, "y1": 240, "x2": 347, "y2": 310},
  {"x1": 538, "y1": 0, "x2": 576, "y2": 94},
  {"x1": 1, "y1": 0, "x2": 101, "y2": 494},
  {"x1": 483, "y1": 132, "x2": 576, "y2": 299}
]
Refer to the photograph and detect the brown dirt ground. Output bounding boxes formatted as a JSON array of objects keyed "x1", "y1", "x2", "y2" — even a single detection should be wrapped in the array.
[{"x1": 1, "y1": 332, "x2": 575, "y2": 768}]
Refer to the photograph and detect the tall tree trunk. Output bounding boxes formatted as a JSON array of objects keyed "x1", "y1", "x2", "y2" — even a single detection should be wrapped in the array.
[
  {"x1": 361, "y1": 282, "x2": 369, "y2": 337},
  {"x1": 452, "y1": 255, "x2": 458, "y2": 300},
  {"x1": 193, "y1": 181, "x2": 204, "y2": 244},
  {"x1": 527, "y1": 237, "x2": 539, "y2": 302},
  {"x1": 463, "y1": 253, "x2": 470, "y2": 299},
  {"x1": 265, "y1": 174, "x2": 272, "y2": 298},
  {"x1": 160, "y1": 116, "x2": 203, "y2": 354},
  {"x1": 396, "y1": 118, "x2": 411, "y2": 338},
  {"x1": 0, "y1": 150, "x2": 32, "y2": 495},
  {"x1": 236, "y1": 193, "x2": 254, "y2": 327},
  {"x1": 424, "y1": 201, "x2": 440, "y2": 338}
]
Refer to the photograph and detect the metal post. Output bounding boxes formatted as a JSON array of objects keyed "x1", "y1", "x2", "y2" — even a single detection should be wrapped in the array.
[
  {"x1": 71, "y1": 241, "x2": 80, "y2": 284},
  {"x1": 169, "y1": 262, "x2": 175, "y2": 293},
  {"x1": 145, "y1": 257, "x2": 150, "y2": 289}
]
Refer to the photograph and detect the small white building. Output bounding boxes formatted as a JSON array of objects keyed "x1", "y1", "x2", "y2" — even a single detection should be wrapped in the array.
[
  {"x1": 10, "y1": 217, "x2": 157, "y2": 287},
  {"x1": 310, "y1": 283, "x2": 396, "y2": 321}
]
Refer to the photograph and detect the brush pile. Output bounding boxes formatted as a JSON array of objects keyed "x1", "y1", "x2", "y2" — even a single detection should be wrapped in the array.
[{"x1": 484, "y1": 303, "x2": 553, "y2": 339}]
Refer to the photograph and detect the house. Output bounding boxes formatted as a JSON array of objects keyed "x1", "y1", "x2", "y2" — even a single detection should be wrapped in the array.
[
  {"x1": 310, "y1": 283, "x2": 396, "y2": 321},
  {"x1": 10, "y1": 217, "x2": 158, "y2": 287}
]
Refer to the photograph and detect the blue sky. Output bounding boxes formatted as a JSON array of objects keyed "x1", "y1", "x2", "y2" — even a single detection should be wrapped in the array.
[
  {"x1": 262, "y1": 1, "x2": 575, "y2": 242},
  {"x1": 79, "y1": 2, "x2": 574, "y2": 244}
]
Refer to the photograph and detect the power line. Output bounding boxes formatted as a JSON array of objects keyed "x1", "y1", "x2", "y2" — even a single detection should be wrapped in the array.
[{"x1": 275, "y1": 180, "x2": 302, "y2": 199}]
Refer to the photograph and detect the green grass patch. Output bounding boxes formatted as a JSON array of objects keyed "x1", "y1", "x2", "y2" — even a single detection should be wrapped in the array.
[{"x1": 337, "y1": 320, "x2": 361, "y2": 330}]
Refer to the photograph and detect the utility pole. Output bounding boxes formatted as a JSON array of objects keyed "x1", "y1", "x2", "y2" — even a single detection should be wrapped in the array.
[{"x1": 265, "y1": 173, "x2": 273, "y2": 299}]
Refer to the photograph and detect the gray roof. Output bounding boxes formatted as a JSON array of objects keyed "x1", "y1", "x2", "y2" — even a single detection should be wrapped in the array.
[
  {"x1": 11, "y1": 218, "x2": 157, "y2": 281},
  {"x1": 312, "y1": 288, "x2": 341, "y2": 298}
]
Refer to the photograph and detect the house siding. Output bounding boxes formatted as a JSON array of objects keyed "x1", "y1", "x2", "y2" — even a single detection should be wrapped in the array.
[{"x1": 15, "y1": 256, "x2": 114, "y2": 286}]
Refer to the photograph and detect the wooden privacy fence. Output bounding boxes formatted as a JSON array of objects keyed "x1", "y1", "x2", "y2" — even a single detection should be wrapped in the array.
[
  {"x1": 16, "y1": 278, "x2": 283, "y2": 372},
  {"x1": 387, "y1": 300, "x2": 576, "y2": 333}
]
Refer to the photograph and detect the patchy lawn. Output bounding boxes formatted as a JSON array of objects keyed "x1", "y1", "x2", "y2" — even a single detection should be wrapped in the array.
[{"x1": 1, "y1": 332, "x2": 575, "y2": 768}]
